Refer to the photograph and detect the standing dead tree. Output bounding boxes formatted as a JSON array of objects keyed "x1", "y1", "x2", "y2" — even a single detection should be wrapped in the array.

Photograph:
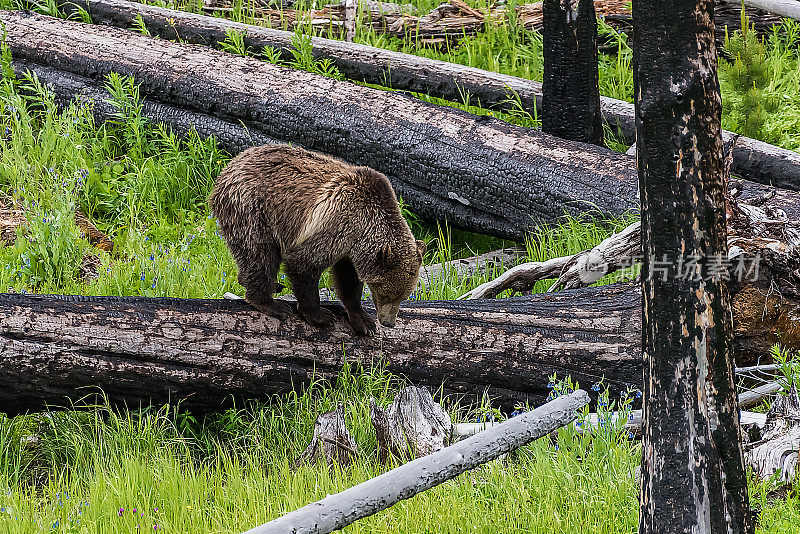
[
  {"x1": 634, "y1": 0, "x2": 753, "y2": 530},
  {"x1": 542, "y1": 0, "x2": 603, "y2": 144}
]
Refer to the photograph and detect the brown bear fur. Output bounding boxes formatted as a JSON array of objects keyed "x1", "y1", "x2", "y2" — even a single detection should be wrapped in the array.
[{"x1": 208, "y1": 143, "x2": 425, "y2": 335}]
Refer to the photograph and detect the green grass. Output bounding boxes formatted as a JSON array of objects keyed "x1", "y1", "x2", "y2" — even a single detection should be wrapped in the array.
[
  {"x1": 0, "y1": 61, "x2": 633, "y2": 301},
  {"x1": 1, "y1": 3, "x2": 800, "y2": 532},
  {"x1": 0, "y1": 368, "x2": 641, "y2": 534}
]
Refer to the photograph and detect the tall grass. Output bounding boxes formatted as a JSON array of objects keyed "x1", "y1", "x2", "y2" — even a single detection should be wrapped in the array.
[{"x1": 0, "y1": 366, "x2": 646, "y2": 534}]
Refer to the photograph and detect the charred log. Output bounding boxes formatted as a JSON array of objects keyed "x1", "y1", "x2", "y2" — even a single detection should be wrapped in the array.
[
  {"x1": 0, "y1": 285, "x2": 641, "y2": 416},
  {"x1": 6, "y1": 13, "x2": 799, "y2": 245},
  {"x1": 41, "y1": 0, "x2": 800, "y2": 190}
]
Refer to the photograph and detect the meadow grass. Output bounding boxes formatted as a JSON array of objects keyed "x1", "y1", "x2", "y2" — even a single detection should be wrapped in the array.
[
  {"x1": 1, "y1": 4, "x2": 800, "y2": 533},
  {"x1": 0, "y1": 367, "x2": 648, "y2": 534}
]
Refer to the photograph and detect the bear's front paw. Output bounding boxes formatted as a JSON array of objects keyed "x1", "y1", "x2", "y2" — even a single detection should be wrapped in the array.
[
  {"x1": 300, "y1": 307, "x2": 336, "y2": 328},
  {"x1": 347, "y1": 312, "x2": 377, "y2": 336}
]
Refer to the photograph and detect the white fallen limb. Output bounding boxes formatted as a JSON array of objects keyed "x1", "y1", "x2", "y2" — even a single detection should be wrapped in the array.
[
  {"x1": 458, "y1": 221, "x2": 640, "y2": 300},
  {"x1": 241, "y1": 389, "x2": 589, "y2": 534},
  {"x1": 455, "y1": 410, "x2": 767, "y2": 439},
  {"x1": 720, "y1": 0, "x2": 800, "y2": 21},
  {"x1": 738, "y1": 381, "x2": 782, "y2": 409},
  {"x1": 745, "y1": 388, "x2": 800, "y2": 482}
]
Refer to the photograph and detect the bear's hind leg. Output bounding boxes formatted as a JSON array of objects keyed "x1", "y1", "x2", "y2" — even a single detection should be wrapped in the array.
[
  {"x1": 285, "y1": 263, "x2": 335, "y2": 328},
  {"x1": 332, "y1": 258, "x2": 376, "y2": 336},
  {"x1": 232, "y1": 238, "x2": 292, "y2": 319}
]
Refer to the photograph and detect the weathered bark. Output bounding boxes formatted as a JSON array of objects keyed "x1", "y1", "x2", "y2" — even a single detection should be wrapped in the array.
[
  {"x1": 243, "y1": 390, "x2": 589, "y2": 534},
  {"x1": 369, "y1": 386, "x2": 452, "y2": 461},
  {"x1": 745, "y1": 388, "x2": 800, "y2": 483},
  {"x1": 35, "y1": 0, "x2": 800, "y2": 190},
  {"x1": 0, "y1": 285, "x2": 642, "y2": 416},
  {"x1": 634, "y1": 0, "x2": 753, "y2": 529},
  {"x1": 295, "y1": 404, "x2": 358, "y2": 467},
  {"x1": 8, "y1": 13, "x2": 799, "y2": 245},
  {"x1": 1, "y1": 277, "x2": 793, "y2": 416},
  {"x1": 542, "y1": 0, "x2": 603, "y2": 144},
  {"x1": 5, "y1": 10, "x2": 641, "y2": 241}
]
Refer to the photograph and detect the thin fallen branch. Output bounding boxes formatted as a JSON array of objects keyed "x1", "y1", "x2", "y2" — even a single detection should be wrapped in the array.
[
  {"x1": 454, "y1": 410, "x2": 768, "y2": 439},
  {"x1": 418, "y1": 247, "x2": 525, "y2": 290},
  {"x1": 459, "y1": 222, "x2": 640, "y2": 299},
  {"x1": 241, "y1": 389, "x2": 589, "y2": 534},
  {"x1": 738, "y1": 381, "x2": 782, "y2": 409}
]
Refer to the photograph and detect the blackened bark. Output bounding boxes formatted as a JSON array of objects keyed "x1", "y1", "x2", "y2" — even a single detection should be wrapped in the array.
[
  {"x1": 3, "y1": 10, "x2": 639, "y2": 241},
  {"x1": 634, "y1": 0, "x2": 753, "y2": 531},
  {"x1": 47, "y1": 0, "x2": 800, "y2": 190},
  {"x1": 542, "y1": 0, "x2": 603, "y2": 144}
]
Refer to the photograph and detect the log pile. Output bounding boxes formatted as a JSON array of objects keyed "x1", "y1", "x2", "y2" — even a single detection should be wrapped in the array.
[
  {"x1": 197, "y1": 0, "x2": 787, "y2": 47},
  {"x1": 6, "y1": 11, "x2": 799, "y2": 245},
  {"x1": 50, "y1": 0, "x2": 800, "y2": 190}
]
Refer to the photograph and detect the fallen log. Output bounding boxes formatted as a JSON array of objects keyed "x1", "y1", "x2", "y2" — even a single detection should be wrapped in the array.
[
  {"x1": 7, "y1": 13, "x2": 800, "y2": 244},
  {"x1": 49, "y1": 0, "x2": 800, "y2": 190},
  {"x1": 5, "y1": 10, "x2": 640, "y2": 241},
  {"x1": 0, "y1": 285, "x2": 641, "y2": 415},
  {"x1": 242, "y1": 390, "x2": 589, "y2": 534},
  {"x1": 720, "y1": 0, "x2": 800, "y2": 21}
]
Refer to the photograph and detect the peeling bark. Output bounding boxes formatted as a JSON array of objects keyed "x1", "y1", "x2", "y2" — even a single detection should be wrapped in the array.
[
  {"x1": 0, "y1": 286, "x2": 642, "y2": 416},
  {"x1": 634, "y1": 0, "x2": 753, "y2": 530},
  {"x1": 542, "y1": 0, "x2": 603, "y2": 144}
]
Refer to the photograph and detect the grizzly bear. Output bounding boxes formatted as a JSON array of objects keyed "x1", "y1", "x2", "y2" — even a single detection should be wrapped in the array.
[{"x1": 208, "y1": 144, "x2": 425, "y2": 335}]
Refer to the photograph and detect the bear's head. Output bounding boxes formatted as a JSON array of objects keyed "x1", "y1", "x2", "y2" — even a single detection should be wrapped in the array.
[{"x1": 368, "y1": 238, "x2": 426, "y2": 327}]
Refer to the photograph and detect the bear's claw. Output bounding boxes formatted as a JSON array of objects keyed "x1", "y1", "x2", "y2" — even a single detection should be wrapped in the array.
[
  {"x1": 300, "y1": 307, "x2": 336, "y2": 328},
  {"x1": 347, "y1": 312, "x2": 377, "y2": 336}
]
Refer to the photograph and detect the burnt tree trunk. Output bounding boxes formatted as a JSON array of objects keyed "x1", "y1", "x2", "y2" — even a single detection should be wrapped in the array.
[
  {"x1": 0, "y1": 286, "x2": 641, "y2": 416},
  {"x1": 44, "y1": 0, "x2": 800, "y2": 190},
  {"x1": 542, "y1": 0, "x2": 603, "y2": 145},
  {"x1": 5, "y1": 13, "x2": 799, "y2": 245},
  {"x1": 634, "y1": 0, "x2": 753, "y2": 530}
]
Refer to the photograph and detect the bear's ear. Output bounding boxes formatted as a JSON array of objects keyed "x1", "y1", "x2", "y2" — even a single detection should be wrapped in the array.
[
  {"x1": 415, "y1": 239, "x2": 426, "y2": 259},
  {"x1": 378, "y1": 242, "x2": 396, "y2": 270}
]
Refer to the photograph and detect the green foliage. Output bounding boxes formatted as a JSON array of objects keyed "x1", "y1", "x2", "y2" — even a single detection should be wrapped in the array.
[
  {"x1": 220, "y1": 28, "x2": 252, "y2": 56},
  {"x1": 719, "y1": 9, "x2": 779, "y2": 143},
  {"x1": 0, "y1": 367, "x2": 643, "y2": 534},
  {"x1": 771, "y1": 343, "x2": 800, "y2": 395}
]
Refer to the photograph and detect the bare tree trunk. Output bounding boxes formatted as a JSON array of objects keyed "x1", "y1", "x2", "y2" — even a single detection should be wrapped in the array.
[
  {"x1": 542, "y1": 0, "x2": 603, "y2": 144},
  {"x1": 634, "y1": 0, "x2": 753, "y2": 530}
]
